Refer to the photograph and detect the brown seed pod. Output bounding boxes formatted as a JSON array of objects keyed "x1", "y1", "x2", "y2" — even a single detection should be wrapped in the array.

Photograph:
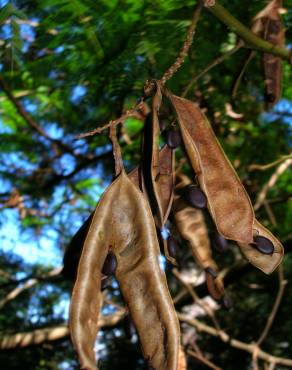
[
  {"x1": 69, "y1": 170, "x2": 180, "y2": 370},
  {"x1": 252, "y1": 0, "x2": 284, "y2": 108},
  {"x1": 144, "y1": 81, "x2": 175, "y2": 230},
  {"x1": 168, "y1": 94, "x2": 283, "y2": 274}
]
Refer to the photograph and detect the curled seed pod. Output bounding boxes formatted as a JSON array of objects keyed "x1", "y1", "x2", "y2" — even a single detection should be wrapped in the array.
[
  {"x1": 212, "y1": 233, "x2": 229, "y2": 253},
  {"x1": 253, "y1": 235, "x2": 274, "y2": 255},
  {"x1": 206, "y1": 270, "x2": 224, "y2": 301},
  {"x1": 183, "y1": 185, "x2": 207, "y2": 209},
  {"x1": 166, "y1": 130, "x2": 182, "y2": 149},
  {"x1": 167, "y1": 235, "x2": 179, "y2": 259},
  {"x1": 143, "y1": 81, "x2": 175, "y2": 230},
  {"x1": 168, "y1": 94, "x2": 283, "y2": 274},
  {"x1": 101, "y1": 251, "x2": 117, "y2": 276},
  {"x1": 70, "y1": 171, "x2": 180, "y2": 370},
  {"x1": 173, "y1": 196, "x2": 220, "y2": 276}
]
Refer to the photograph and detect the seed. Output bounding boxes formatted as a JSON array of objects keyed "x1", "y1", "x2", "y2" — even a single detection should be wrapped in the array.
[
  {"x1": 266, "y1": 93, "x2": 275, "y2": 103},
  {"x1": 102, "y1": 251, "x2": 117, "y2": 275},
  {"x1": 205, "y1": 266, "x2": 218, "y2": 278},
  {"x1": 212, "y1": 233, "x2": 229, "y2": 253},
  {"x1": 166, "y1": 130, "x2": 182, "y2": 149},
  {"x1": 183, "y1": 185, "x2": 207, "y2": 209},
  {"x1": 159, "y1": 120, "x2": 167, "y2": 133},
  {"x1": 167, "y1": 236, "x2": 179, "y2": 258},
  {"x1": 222, "y1": 295, "x2": 233, "y2": 310},
  {"x1": 253, "y1": 235, "x2": 274, "y2": 255}
]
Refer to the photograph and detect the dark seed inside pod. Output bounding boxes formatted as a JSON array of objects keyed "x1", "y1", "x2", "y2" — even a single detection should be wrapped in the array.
[
  {"x1": 222, "y1": 295, "x2": 233, "y2": 310},
  {"x1": 124, "y1": 315, "x2": 136, "y2": 339},
  {"x1": 253, "y1": 235, "x2": 274, "y2": 255},
  {"x1": 205, "y1": 266, "x2": 218, "y2": 278},
  {"x1": 183, "y1": 185, "x2": 207, "y2": 209},
  {"x1": 167, "y1": 236, "x2": 179, "y2": 258},
  {"x1": 266, "y1": 93, "x2": 275, "y2": 103},
  {"x1": 102, "y1": 251, "x2": 117, "y2": 275},
  {"x1": 212, "y1": 233, "x2": 229, "y2": 253},
  {"x1": 166, "y1": 130, "x2": 182, "y2": 149}
]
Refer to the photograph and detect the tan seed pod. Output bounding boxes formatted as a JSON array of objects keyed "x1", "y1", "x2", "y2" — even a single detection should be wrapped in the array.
[
  {"x1": 69, "y1": 170, "x2": 180, "y2": 370},
  {"x1": 168, "y1": 94, "x2": 283, "y2": 274}
]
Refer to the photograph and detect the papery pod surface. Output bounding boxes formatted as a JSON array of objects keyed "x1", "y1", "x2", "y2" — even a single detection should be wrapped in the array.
[
  {"x1": 63, "y1": 167, "x2": 140, "y2": 282},
  {"x1": 169, "y1": 94, "x2": 254, "y2": 245},
  {"x1": 168, "y1": 94, "x2": 283, "y2": 273},
  {"x1": 70, "y1": 170, "x2": 180, "y2": 370},
  {"x1": 253, "y1": 0, "x2": 284, "y2": 107}
]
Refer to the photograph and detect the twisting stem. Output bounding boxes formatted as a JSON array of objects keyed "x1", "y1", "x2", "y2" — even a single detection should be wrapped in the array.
[{"x1": 160, "y1": 1, "x2": 203, "y2": 85}]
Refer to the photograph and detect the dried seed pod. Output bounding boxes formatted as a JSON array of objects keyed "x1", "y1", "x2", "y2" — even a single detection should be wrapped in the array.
[
  {"x1": 168, "y1": 94, "x2": 283, "y2": 274},
  {"x1": 70, "y1": 171, "x2": 180, "y2": 370},
  {"x1": 166, "y1": 130, "x2": 182, "y2": 149},
  {"x1": 206, "y1": 269, "x2": 224, "y2": 301},
  {"x1": 222, "y1": 294, "x2": 233, "y2": 310},
  {"x1": 183, "y1": 185, "x2": 207, "y2": 209},
  {"x1": 144, "y1": 81, "x2": 175, "y2": 229},
  {"x1": 62, "y1": 167, "x2": 140, "y2": 282},
  {"x1": 173, "y1": 196, "x2": 219, "y2": 274},
  {"x1": 252, "y1": 0, "x2": 284, "y2": 107}
]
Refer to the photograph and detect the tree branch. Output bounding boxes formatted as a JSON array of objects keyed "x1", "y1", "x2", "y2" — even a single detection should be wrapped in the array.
[
  {"x1": 206, "y1": 1, "x2": 291, "y2": 62},
  {"x1": 178, "y1": 313, "x2": 292, "y2": 367},
  {"x1": 0, "y1": 310, "x2": 125, "y2": 349}
]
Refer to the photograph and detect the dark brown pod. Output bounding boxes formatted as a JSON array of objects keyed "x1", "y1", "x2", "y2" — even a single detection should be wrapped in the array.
[
  {"x1": 253, "y1": 235, "x2": 274, "y2": 255},
  {"x1": 166, "y1": 130, "x2": 182, "y2": 149},
  {"x1": 183, "y1": 185, "x2": 207, "y2": 209},
  {"x1": 212, "y1": 233, "x2": 229, "y2": 253},
  {"x1": 167, "y1": 236, "x2": 179, "y2": 259},
  {"x1": 102, "y1": 251, "x2": 117, "y2": 275}
]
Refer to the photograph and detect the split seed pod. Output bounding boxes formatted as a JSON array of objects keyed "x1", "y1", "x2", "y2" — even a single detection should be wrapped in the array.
[
  {"x1": 168, "y1": 94, "x2": 284, "y2": 274},
  {"x1": 144, "y1": 80, "x2": 175, "y2": 229},
  {"x1": 252, "y1": 0, "x2": 284, "y2": 107},
  {"x1": 70, "y1": 128, "x2": 180, "y2": 369}
]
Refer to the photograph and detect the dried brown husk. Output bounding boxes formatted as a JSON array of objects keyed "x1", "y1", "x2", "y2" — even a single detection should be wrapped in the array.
[
  {"x1": 62, "y1": 167, "x2": 140, "y2": 282},
  {"x1": 69, "y1": 170, "x2": 180, "y2": 370},
  {"x1": 168, "y1": 94, "x2": 283, "y2": 274},
  {"x1": 252, "y1": 0, "x2": 284, "y2": 107},
  {"x1": 144, "y1": 81, "x2": 175, "y2": 229}
]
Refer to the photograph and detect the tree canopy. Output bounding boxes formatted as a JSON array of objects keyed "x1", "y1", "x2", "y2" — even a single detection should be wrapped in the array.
[{"x1": 0, "y1": 0, "x2": 291, "y2": 369}]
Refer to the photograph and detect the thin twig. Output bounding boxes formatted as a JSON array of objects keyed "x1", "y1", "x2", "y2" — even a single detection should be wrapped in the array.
[
  {"x1": 182, "y1": 42, "x2": 243, "y2": 98},
  {"x1": 254, "y1": 158, "x2": 292, "y2": 211},
  {"x1": 257, "y1": 265, "x2": 287, "y2": 347},
  {"x1": 178, "y1": 313, "x2": 292, "y2": 367},
  {"x1": 160, "y1": 1, "x2": 203, "y2": 85},
  {"x1": 187, "y1": 349, "x2": 222, "y2": 370},
  {"x1": 173, "y1": 269, "x2": 221, "y2": 331},
  {"x1": 248, "y1": 154, "x2": 292, "y2": 171}
]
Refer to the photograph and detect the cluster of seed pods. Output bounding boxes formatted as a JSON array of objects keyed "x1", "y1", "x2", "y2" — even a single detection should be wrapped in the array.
[{"x1": 65, "y1": 80, "x2": 284, "y2": 370}]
